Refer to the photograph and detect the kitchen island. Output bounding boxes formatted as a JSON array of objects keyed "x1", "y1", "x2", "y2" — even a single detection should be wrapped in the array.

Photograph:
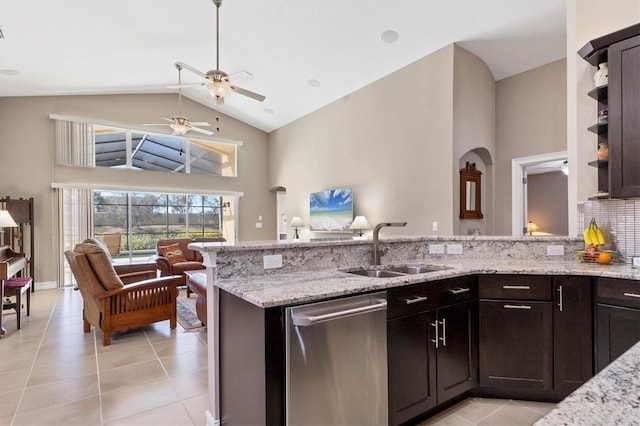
[
  {"x1": 190, "y1": 236, "x2": 640, "y2": 426},
  {"x1": 535, "y1": 339, "x2": 640, "y2": 425}
]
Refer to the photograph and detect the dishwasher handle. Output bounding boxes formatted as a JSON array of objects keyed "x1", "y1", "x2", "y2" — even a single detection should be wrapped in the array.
[{"x1": 292, "y1": 299, "x2": 388, "y2": 326}]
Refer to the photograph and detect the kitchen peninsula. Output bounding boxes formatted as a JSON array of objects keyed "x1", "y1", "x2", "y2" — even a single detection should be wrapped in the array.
[{"x1": 191, "y1": 236, "x2": 640, "y2": 426}]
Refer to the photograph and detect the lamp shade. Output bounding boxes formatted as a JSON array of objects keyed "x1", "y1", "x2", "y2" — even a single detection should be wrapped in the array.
[
  {"x1": 526, "y1": 220, "x2": 540, "y2": 235},
  {"x1": 289, "y1": 217, "x2": 304, "y2": 228},
  {"x1": 0, "y1": 210, "x2": 18, "y2": 228},
  {"x1": 349, "y1": 216, "x2": 371, "y2": 231}
]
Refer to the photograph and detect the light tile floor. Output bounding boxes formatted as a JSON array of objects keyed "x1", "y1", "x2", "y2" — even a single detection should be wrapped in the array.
[
  {"x1": 0, "y1": 288, "x2": 208, "y2": 426},
  {"x1": 1, "y1": 288, "x2": 555, "y2": 426},
  {"x1": 419, "y1": 397, "x2": 556, "y2": 426}
]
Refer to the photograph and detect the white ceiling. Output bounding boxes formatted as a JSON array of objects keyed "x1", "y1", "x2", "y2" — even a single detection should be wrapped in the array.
[{"x1": 0, "y1": 0, "x2": 567, "y2": 133}]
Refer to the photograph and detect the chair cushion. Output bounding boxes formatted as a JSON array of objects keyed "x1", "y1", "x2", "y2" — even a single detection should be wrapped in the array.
[
  {"x1": 158, "y1": 243, "x2": 187, "y2": 264},
  {"x1": 170, "y1": 262, "x2": 206, "y2": 274},
  {"x1": 74, "y1": 242, "x2": 124, "y2": 291},
  {"x1": 84, "y1": 237, "x2": 113, "y2": 262}
]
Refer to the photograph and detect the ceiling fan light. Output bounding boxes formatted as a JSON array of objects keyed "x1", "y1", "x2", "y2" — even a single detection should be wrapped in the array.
[
  {"x1": 170, "y1": 122, "x2": 190, "y2": 135},
  {"x1": 207, "y1": 81, "x2": 228, "y2": 98}
]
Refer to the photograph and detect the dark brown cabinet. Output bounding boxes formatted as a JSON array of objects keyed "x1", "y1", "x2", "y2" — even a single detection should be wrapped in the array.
[
  {"x1": 387, "y1": 277, "x2": 477, "y2": 426},
  {"x1": 479, "y1": 300, "x2": 553, "y2": 391},
  {"x1": 595, "y1": 278, "x2": 640, "y2": 372},
  {"x1": 579, "y1": 24, "x2": 640, "y2": 199},
  {"x1": 553, "y1": 276, "x2": 593, "y2": 395},
  {"x1": 609, "y1": 35, "x2": 640, "y2": 198}
]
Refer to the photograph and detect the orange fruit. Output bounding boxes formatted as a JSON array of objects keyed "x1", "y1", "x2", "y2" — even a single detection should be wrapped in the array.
[{"x1": 596, "y1": 252, "x2": 612, "y2": 264}]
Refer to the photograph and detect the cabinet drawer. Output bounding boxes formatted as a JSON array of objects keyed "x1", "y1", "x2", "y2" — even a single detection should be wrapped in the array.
[
  {"x1": 479, "y1": 275, "x2": 552, "y2": 301},
  {"x1": 387, "y1": 276, "x2": 477, "y2": 318},
  {"x1": 596, "y1": 278, "x2": 640, "y2": 310}
]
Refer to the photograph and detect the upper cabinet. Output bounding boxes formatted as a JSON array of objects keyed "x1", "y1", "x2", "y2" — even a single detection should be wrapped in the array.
[{"x1": 579, "y1": 24, "x2": 640, "y2": 199}]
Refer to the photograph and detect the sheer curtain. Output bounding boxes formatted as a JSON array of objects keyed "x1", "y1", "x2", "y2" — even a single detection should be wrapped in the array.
[
  {"x1": 55, "y1": 119, "x2": 95, "y2": 167},
  {"x1": 57, "y1": 187, "x2": 93, "y2": 287}
]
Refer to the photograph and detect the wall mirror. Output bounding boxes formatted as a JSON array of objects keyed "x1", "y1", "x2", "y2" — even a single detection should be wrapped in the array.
[{"x1": 459, "y1": 162, "x2": 483, "y2": 219}]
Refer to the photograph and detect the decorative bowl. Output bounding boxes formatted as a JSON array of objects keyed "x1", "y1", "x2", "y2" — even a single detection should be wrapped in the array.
[{"x1": 576, "y1": 250, "x2": 616, "y2": 264}]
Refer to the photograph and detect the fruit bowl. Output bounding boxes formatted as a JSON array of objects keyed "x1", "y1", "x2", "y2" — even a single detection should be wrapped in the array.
[{"x1": 576, "y1": 250, "x2": 616, "y2": 264}]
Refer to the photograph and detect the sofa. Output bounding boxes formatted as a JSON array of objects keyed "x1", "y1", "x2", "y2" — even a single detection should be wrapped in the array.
[
  {"x1": 154, "y1": 237, "x2": 225, "y2": 290},
  {"x1": 187, "y1": 272, "x2": 208, "y2": 325}
]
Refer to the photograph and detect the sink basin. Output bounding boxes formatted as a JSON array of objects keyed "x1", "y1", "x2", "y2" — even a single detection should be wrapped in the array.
[
  {"x1": 347, "y1": 269, "x2": 406, "y2": 278},
  {"x1": 344, "y1": 264, "x2": 449, "y2": 278},
  {"x1": 384, "y1": 265, "x2": 447, "y2": 275}
]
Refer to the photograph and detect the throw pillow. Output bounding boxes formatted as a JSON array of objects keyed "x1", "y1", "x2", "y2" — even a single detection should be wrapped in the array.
[
  {"x1": 159, "y1": 243, "x2": 187, "y2": 264},
  {"x1": 74, "y1": 242, "x2": 124, "y2": 291}
]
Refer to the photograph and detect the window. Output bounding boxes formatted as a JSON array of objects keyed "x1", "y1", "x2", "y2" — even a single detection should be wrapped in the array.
[
  {"x1": 93, "y1": 125, "x2": 236, "y2": 176},
  {"x1": 93, "y1": 190, "x2": 224, "y2": 260}
]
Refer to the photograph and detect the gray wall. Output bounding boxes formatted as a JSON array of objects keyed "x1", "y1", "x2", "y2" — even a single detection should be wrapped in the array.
[
  {"x1": 528, "y1": 171, "x2": 569, "y2": 236},
  {"x1": 0, "y1": 94, "x2": 273, "y2": 283},
  {"x1": 494, "y1": 59, "x2": 568, "y2": 235},
  {"x1": 269, "y1": 44, "x2": 497, "y2": 239}
]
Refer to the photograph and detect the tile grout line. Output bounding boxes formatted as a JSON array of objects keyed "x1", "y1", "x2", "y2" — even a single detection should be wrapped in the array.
[
  {"x1": 9, "y1": 289, "x2": 62, "y2": 426},
  {"x1": 468, "y1": 398, "x2": 513, "y2": 425}
]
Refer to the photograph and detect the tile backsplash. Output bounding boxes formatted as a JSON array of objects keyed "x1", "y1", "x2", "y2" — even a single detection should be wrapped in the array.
[{"x1": 580, "y1": 199, "x2": 640, "y2": 262}]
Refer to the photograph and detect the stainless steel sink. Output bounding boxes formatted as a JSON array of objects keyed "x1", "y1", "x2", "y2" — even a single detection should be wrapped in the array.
[
  {"x1": 384, "y1": 265, "x2": 447, "y2": 275},
  {"x1": 344, "y1": 264, "x2": 449, "y2": 278},
  {"x1": 347, "y1": 269, "x2": 406, "y2": 278}
]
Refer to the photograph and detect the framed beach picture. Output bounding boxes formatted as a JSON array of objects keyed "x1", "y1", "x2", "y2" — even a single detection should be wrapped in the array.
[{"x1": 309, "y1": 187, "x2": 353, "y2": 232}]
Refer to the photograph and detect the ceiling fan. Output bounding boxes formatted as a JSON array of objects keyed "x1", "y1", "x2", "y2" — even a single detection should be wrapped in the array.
[
  {"x1": 143, "y1": 63, "x2": 214, "y2": 136},
  {"x1": 174, "y1": 0, "x2": 265, "y2": 105}
]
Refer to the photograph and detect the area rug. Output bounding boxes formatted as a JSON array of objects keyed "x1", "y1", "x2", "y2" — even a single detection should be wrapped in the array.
[{"x1": 177, "y1": 290, "x2": 204, "y2": 331}]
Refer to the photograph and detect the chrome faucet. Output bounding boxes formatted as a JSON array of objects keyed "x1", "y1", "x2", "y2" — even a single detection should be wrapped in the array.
[{"x1": 372, "y1": 222, "x2": 407, "y2": 265}]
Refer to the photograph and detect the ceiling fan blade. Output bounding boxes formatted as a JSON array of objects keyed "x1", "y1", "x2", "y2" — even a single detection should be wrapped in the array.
[
  {"x1": 189, "y1": 122, "x2": 211, "y2": 126},
  {"x1": 168, "y1": 83, "x2": 205, "y2": 89},
  {"x1": 176, "y1": 62, "x2": 208, "y2": 79},
  {"x1": 227, "y1": 70, "x2": 253, "y2": 84},
  {"x1": 191, "y1": 126, "x2": 215, "y2": 136},
  {"x1": 160, "y1": 117, "x2": 174, "y2": 123},
  {"x1": 142, "y1": 123, "x2": 169, "y2": 126},
  {"x1": 230, "y1": 85, "x2": 266, "y2": 102}
]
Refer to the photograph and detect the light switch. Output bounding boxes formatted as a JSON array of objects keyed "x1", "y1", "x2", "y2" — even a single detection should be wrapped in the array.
[
  {"x1": 256, "y1": 222, "x2": 263, "y2": 228},
  {"x1": 429, "y1": 244, "x2": 445, "y2": 254},
  {"x1": 446, "y1": 244, "x2": 463, "y2": 254},
  {"x1": 432, "y1": 221, "x2": 438, "y2": 231},
  {"x1": 546, "y1": 245, "x2": 564, "y2": 256}
]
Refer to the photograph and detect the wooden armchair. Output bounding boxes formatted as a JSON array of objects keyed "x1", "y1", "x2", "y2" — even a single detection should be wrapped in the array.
[{"x1": 65, "y1": 241, "x2": 181, "y2": 345}]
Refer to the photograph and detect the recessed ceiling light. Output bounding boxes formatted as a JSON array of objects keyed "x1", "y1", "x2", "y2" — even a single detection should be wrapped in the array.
[
  {"x1": 0, "y1": 69, "x2": 20, "y2": 76},
  {"x1": 264, "y1": 108, "x2": 274, "y2": 115},
  {"x1": 307, "y1": 79, "x2": 321, "y2": 88},
  {"x1": 381, "y1": 30, "x2": 399, "y2": 44}
]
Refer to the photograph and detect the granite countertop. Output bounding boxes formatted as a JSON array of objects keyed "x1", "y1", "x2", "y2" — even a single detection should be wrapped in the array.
[
  {"x1": 535, "y1": 340, "x2": 640, "y2": 425},
  {"x1": 213, "y1": 259, "x2": 640, "y2": 308}
]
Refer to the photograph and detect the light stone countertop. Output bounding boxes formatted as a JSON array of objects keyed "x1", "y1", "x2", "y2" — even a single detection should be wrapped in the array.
[
  {"x1": 534, "y1": 340, "x2": 640, "y2": 425},
  {"x1": 212, "y1": 259, "x2": 640, "y2": 308}
]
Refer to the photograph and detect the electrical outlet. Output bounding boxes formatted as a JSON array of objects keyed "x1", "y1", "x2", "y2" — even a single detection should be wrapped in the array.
[
  {"x1": 447, "y1": 244, "x2": 463, "y2": 254},
  {"x1": 547, "y1": 245, "x2": 564, "y2": 256},
  {"x1": 256, "y1": 222, "x2": 263, "y2": 228},
  {"x1": 263, "y1": 254, "x2": 283, "y2": 269},
  {"x1": 258, "y1": 215, "x2": 262, "y2": 221},
  {"x1": 631, "y1": 257, "x2": 640, "y2": 268},
  {"x1": 429, "y1": 244, "x2": 445, "y2": 254}
]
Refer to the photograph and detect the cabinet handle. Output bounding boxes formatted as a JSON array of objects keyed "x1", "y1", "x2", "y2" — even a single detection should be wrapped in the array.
[
  {"x1": 450, "y1": 287, "x2": 470, "y2": 295},
  {"x1": 502, "y1": 285, "x2": 530, "y2": 290},
  {"x1": 405, "y1": 295, "x2": 428, "y2": 305},
  {"x1": 430, "y1": 321, "x2": 439, "y2": 349},
  {"x1": 623, "y1": 292, "x2": 640, "y2": 298},
  {"x1": 439, "y1": 319, "x2": 447, "y2": 347},
  {"x1": 503, "y1": 304, "x2": 532, "y2": 310},
  {"x1": 558, "y1": 285, "x2": 563, "y2": 312}
]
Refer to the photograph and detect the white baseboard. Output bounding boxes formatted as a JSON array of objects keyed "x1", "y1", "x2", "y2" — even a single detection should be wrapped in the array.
[
  {"x1": 205, "y1": 410, "x2": 219, "y2": 426},
  {"x1": 34, "y1": 280, "x2": 57, "y2": 290}
]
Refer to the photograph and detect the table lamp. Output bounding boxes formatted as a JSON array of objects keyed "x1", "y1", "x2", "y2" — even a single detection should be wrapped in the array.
[
  {"x1": 526, "y1": 220, "x2": 540, "y2": 236},
  {"x1": 290, "y1": 217, "x2": 304, "y2": 241},
  {"x1": 0, "y1": 210, "x2": 18, "y2": 246},
  {"x1": 349, "y1": 216, "x2": 371, "y2": 239}
]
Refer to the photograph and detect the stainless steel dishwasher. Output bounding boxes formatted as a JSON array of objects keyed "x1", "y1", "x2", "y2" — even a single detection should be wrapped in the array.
[{"x1": 285, "y1": 291, "x2": 388, "y2": 425}]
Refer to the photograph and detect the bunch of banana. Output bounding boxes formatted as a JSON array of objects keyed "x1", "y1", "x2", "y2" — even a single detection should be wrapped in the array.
[{"x1": 583, "y1": 218, "x2": 605, "y2": 246}]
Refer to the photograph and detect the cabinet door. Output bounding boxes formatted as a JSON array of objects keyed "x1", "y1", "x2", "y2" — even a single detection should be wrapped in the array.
[
  {"x1": 609, "y1": 35, "x2": 640, "y2": 198},
  {"x1": 388, "y1": 310, "x2": 437, "y2": 426},
  {"x1": 479, "y1": 300, "x2": 552, "y2": 391},
  {"x1": 436, "y1": 301, "x2": 478, "y2": 403},
  {"x1": 595, "y1": 304, "x2": 640, "y2": 372},
  {"x1": 553, "y1": 277, "x2": 593, "y2": 395}
]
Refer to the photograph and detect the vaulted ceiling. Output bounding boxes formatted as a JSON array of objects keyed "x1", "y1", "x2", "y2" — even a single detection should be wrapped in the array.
[{"x1": 0, "y1": 0, "x2": 566, "y2": 132}]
